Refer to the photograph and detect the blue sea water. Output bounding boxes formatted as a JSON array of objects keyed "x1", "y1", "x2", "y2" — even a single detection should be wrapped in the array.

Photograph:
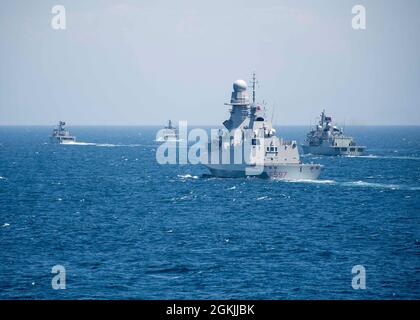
[{"x1": 0, "y1": 126, "x2": 419, "y2": 300}]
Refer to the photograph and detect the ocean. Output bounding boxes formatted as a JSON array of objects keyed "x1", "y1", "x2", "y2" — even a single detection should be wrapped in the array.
[{"x1": 0, "y1": 126, "x2": 419, "y2": 299}]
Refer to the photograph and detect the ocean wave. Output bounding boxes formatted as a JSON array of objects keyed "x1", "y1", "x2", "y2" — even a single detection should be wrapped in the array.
[
  {"x1": 147, "y1": 274, "x2": 182, "y2": 280},
  {"x1": 257, "y1": 196, "x2": 271, "y2": 200},
  {"x1": 345, "y1": 155, "x2": 420, "y2": 161},
  {"x1": 303, "y1": 153, "x2": 420, "y2": 161},
  {"x1": 0, "y1": 176, "x2": 6, "y2": 180},
  {"x1": 285, "y1": 179, "x2": 336, "y2": 184},
  {"x1": 145, "y1": 264, "x2": 188, "y2": 280},
  {"x1": 61, "y1": 142, "x2": 143, "y2": 147},
  {"x1": 340, "y1": 180, "x2": 420, "y2": 190},
  {"x1": 177, "y1": 174, "x2": 199, "y2": 180},
  {"x1": 277, "y1": 178, "x2": 419, "y2": 191}
]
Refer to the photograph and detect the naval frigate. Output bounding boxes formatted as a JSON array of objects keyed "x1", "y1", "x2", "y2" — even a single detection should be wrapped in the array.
[
  {"x1": 301, "y1": 110, "x2": 365, "y2": 156},
  {"x1": 160, "y1": 120, "x2": 179, "y2": 141},
  {"x1": 50, "y1": 121, "x2": 76, "y2": 144},
  {"x1": 204, "y1": 74, "x2": 322, "y2": 179}
]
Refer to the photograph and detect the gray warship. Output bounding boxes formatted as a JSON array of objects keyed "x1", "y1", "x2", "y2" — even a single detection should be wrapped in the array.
[
  {"x1": 160, "y1": 120, "x2": 179, "y2": 141},
  {"x1": 204, "y1": 74, "x2": 322, "y2": 179},
  {"x1": 50, "y1": 121, "x2": 76, "y2": 144},
  {"x1": 301, "y1": 110, "x2": 365, "y2": 156}
]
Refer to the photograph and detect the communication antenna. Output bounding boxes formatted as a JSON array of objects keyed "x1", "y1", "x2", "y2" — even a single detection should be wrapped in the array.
[
  {"x1": 262, "y1": 99, "x2": 268, "y2": 116},
  {"x1": 249, "y1": 72, "x2": 258, "y2": 105},
  {"x1": 271, "y1": 102, "x2": 276, "y2": 123}
]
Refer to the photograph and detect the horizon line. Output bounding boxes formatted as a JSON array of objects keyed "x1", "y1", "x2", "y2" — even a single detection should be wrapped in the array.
[{"x1": 1, "y1": 124, "x2": 420, "y2": 127}]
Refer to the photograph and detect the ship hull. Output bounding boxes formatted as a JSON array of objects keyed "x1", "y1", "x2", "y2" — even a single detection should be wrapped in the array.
[
  {"x1": 204, "y1": 163, "x2": 322, "y2": 180},
  {"x1": 301, "y1": 145, "x2": 365, "y2": 156},
  {"x1": 50, "y1": 136, "x2": 76, "y2": 144}
]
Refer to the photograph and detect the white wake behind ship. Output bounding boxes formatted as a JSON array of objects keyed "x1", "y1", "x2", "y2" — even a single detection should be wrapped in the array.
[
  {"x1": 204, "y1": 74, "x2": 322, "y2": 179},
  {"x1": 50, "y1": 121, "x2": 76, "y2": 144}
]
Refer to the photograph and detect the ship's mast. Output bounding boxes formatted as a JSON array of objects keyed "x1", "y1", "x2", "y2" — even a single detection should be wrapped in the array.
[
  {"x1": 320, "y1": 110, "x2": 326, "y2": 126},
  {"x1": 252, "y1": 72, "x2": 257, "y2": 105},
  {"x1": 252, "y1": 72, "x2": 256, "y2": 104}
]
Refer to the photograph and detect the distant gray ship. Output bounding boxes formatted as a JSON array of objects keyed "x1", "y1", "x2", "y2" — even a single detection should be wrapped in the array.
[
  {"x1": 301, "y1": 110, "x2": 365, "y2": 156},
  {"x1": 204, "y1": 74, "x2": 322, "y2": 179},
  {"x1": 50, "y1": 121, "x2": 76, "y2": 144},
  {"x1": 160, "y1": 120, "x2": 179, "y2": 141}
]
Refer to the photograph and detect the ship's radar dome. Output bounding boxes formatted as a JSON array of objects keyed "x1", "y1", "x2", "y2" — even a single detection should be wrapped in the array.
[{"x1": 233, "y1": 79, "x2": 247, "y2": 92}]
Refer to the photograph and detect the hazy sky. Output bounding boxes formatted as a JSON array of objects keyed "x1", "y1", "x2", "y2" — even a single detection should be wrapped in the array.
[{"x1": 0, "y1": 0, "x2": 419, "y2": 125}]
